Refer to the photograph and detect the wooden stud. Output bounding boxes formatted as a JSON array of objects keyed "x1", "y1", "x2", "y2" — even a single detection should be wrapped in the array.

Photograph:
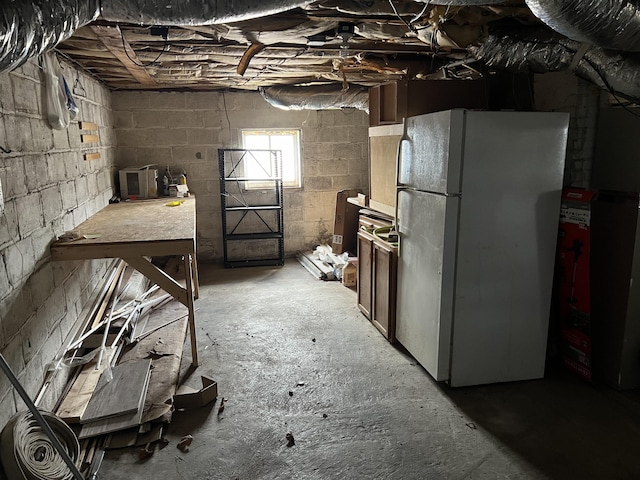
[{"x1": 90, "y1": 25, "x2": 157, "y2": 86}]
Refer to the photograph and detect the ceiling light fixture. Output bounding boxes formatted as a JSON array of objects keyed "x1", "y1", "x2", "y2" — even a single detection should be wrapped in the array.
[{"x1": 336, "y1": 23, "x2": 355, "y2": 58}]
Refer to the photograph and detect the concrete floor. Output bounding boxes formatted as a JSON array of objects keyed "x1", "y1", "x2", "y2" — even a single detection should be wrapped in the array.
[{"x1": 100, "y1": 260, "x2": 640, "y2": 479}]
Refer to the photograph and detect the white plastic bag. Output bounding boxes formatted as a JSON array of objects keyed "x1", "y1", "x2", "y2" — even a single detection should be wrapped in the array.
[{"x1": 42, "y1": 53, "x2": 70, "y2": 130}]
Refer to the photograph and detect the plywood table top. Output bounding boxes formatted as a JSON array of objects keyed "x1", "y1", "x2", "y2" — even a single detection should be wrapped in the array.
[
  {"x1": 51, "y1": 195, "x2": 200, "y2": 366},
  {"x1": 51, "y1": 196, "x2": 196, "y2": 260}
]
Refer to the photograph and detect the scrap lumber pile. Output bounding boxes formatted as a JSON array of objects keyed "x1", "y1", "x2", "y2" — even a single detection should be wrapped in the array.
[
  {"x1": 40, "y1": 257, "x2": 192, "y2": 475},
  {"x1": 297, "y1": 245, "x2": 349, "y2": 281}
]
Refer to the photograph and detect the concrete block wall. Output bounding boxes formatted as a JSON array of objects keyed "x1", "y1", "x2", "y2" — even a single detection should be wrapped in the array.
[
  {"x1": 534, "y1": 72, "x2": 601, "y2": 188},
  {"x1": 0, "y1": 57, "x2": 116, "y2": 430},
  {"x1": 112, "y1": 91, "x2": 369, "y2": 261}
]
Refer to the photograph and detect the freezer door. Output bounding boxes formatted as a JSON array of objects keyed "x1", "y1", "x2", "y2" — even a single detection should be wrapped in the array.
[
  {"x1": 395, "y1": 189, "x2": 459, "y2": 381},
  {"x1": 398, "y1": 110, "x2": 465, "y2": 195}
]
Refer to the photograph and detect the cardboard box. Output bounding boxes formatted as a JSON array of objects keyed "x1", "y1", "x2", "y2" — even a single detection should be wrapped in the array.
[
  {"x1": 332, "y1": 189, "x2": 361, "y2": 255},
  {"x1": 557, "y1": 188, "x2": 596, "y2": 382},
  {"x1": 173, "y1": 376, "x2": 218, "y2": 410}
]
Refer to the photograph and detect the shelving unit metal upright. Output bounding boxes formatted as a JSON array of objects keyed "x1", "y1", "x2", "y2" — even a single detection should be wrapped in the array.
[{"x1": 218, "y1": 148, "x2": 284, "y2": 267}]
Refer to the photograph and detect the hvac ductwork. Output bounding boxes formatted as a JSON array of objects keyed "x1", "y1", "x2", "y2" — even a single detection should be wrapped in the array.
[
  {"x1": 260, "y1": 84, "x2": 369, "y2": 112},
  {"x1": 0, "y1": 0, "x2": 100, "y2": 72},
  {"x1": 422, "y1": 0, "x2": 505, "y2": 4},
  {"x1": 525, "y1": 0, "x2": 640, "y2": 52},
  {"x1": 0, "y1": 0, "x2": 314, "y2": 73},
  {"x1": 470, "y1": 28, "x2": 640, "y2": 102},
  {"x1": 101, "y1": 0, "x2": 316, "y2": 26}
]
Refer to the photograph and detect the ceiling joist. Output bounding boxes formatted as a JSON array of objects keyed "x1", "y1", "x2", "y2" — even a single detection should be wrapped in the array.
[{"x1": 90, "y1": 25, "x2": 157, "y2": 87}]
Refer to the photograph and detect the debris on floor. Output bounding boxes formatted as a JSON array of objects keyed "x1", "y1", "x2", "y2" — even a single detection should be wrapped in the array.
[
  {"x1": 296, "y1": 245, "x2": 349, "y2": 281},
  {"x1": 177, "y1": 435, "x2": 193, "y2": 452},
  {"x1": 173, "y1": 376, "x2": 218, "y2": 410},
  {"x1": 138, "y1": 442, "x2": 156, "y2": 461},
  {"x1": 217, "y1": 397, "x2": 226, "y2": 416},
  {"x1": 29, "y1": 256, "x2": 208, "y2": 479},
  {"x1": 286, "y1": 432, "x2": 295, "y2": 447}
]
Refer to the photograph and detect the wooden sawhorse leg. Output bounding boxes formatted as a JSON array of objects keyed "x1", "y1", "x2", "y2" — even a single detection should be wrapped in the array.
[{"x1": 123, "y1": 256, "x2": 199, "y2": 367}]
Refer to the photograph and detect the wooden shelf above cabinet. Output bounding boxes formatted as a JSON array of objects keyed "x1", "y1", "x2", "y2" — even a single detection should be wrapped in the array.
[{"x1": 368, "y1": 79, "x2": 489, "y2": 126}]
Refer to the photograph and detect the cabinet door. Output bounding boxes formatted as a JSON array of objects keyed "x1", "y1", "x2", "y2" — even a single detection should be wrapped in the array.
[
  {"x1": 357, "y1": 231, "x2": 374, "y2": 319},
  {"x1": 372, "y1": 239, "x2": 398, "y2": 342}
]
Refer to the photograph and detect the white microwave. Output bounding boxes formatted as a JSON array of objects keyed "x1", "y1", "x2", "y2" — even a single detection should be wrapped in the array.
[{"x1": 119, "y1": 166, "x2": 158, "y2": 199}]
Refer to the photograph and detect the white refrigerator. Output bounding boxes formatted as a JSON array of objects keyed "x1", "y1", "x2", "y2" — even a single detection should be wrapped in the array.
[{"x1": 395, "y1": 109, "x2": 569, "y2": 387}]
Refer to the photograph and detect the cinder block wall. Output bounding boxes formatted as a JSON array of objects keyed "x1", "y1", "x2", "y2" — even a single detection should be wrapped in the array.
[
  {"x1": 0, "y1": 57, "x2": 116, "y2": 429},
  {"x1": 534, "y1": 72, "x2": 601, "y2": 188},
  {"x1": 112, "y1": 91, "x2": 369, "y2": 262}
]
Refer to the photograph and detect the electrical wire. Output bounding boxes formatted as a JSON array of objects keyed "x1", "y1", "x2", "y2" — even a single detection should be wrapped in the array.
[
  {"x1": 582, "y1": 57, "x2": 640, "y2": 118},
  {"x1": 388, "y1": 0, "x2": 417, "y2": 34},
  {"x1": 222, "y1": 91, "x2": 231, "y2": 132},
  {"x1": 120, "y1": 27, "x2": 168, "y2": 67},
  {"x1": 52, "y1": 49, "x2": 104, "y2": 86},
  {"x1": 410, "y1": 2, "x2": 430, "y2": 25},
  {"x1": 484, "y1": 33, "x2": 640, "y2": 118}
]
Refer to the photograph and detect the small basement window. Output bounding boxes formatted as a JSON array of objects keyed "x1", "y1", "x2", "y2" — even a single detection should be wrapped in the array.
[{"x1": 241, "y1": 129, "x2": 301, "y2": 188}]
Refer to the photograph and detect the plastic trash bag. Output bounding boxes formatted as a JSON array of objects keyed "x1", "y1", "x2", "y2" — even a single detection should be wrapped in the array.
[
  {"x1": 313, "y1": 245, "x2": 349, "y2": 279},
  {"x1": 42, "y1": 52, "x2": 70, "y2": 129}
]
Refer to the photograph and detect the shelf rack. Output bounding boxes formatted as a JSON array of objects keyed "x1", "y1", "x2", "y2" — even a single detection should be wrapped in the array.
[{"x1": 218, "y1": 148, "x2": 284, "y2": 268}]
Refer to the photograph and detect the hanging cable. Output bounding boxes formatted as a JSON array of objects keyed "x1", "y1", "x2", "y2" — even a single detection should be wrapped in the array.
[
  {"x1": 552, "y1": 41, "x2": 640, "y2": 119},
  {"x1": 388, "y1": 0, "x2": 418, "y2": 34},
  {"x1": 411, "y1": 2, "x2": 430, "y2": 25},
  {"x1": 120, "y1": 27, "x2": 168, "y2": 67}
]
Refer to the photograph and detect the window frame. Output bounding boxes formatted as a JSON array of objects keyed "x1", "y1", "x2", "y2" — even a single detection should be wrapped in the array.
[{"x1": 240, "y1": 128, "x2": 302, "y2": 189}]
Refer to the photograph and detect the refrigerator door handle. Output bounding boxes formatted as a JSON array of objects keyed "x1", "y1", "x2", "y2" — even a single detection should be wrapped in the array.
[{"x1": 394, "y1": 119, "x2": 410, "y2": 228}]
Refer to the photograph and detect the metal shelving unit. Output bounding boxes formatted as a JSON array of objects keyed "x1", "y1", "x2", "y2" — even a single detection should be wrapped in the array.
[{"x1": 218, "y1": 148, "x2": 284, "y2": 268}]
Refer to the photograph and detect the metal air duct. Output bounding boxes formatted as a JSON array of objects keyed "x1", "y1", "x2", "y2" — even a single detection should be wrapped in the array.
[
  {"x1": 422, "y1": 1, "x2": 505, "y2": 4},
  {"x1": 470, "y1": 28, "x2": 640, "y2": 101},
  {"x1": 0, "y1": 0, "x2": 314, "y2": 73},
  {"x1": 101, "y1": 0, "x2": 316, "y2": 26},
  {"x1": 0, "y1": 0, "x2": 100, "y2": 72},
  {"x1": 260, "y1": 84, "x2": 369, "y2": 112},
  {"x1": 525, "y1": 0, "x2": 640, "y2": 52}
]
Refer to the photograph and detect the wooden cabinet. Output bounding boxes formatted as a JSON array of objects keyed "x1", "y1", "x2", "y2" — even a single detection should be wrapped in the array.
[
  {"x1": 372, "y1": 238, "x2": 397, "y2": 342},
  {"x1": 368, "y1": 79, "x2": 489, "y2": 126},
  {"x1": 357, "y1": 231, "x2": 374, "y2": 319},
  {"x1": 357, "y1": 226, "x2": 398, "y2": 343}
]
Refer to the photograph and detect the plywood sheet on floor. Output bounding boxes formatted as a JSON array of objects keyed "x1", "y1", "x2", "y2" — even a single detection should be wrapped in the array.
[
  {"x1": 56, "y1": 346, "x2": 118, "y2": 423},
  {"x1": 79, "y1": 363, "x2": 151, "y2": 439},
  {"x1": 119, "y1": 299, "x2": 188, "y2": 424},
  {"x1": 81, "y1": 359, "x2": 152, "y2": 423}
]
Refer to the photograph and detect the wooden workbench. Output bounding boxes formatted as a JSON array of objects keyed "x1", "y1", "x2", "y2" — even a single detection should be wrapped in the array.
[{"x1": 51, "y1": 196, "x2": 200, "y2": 366}]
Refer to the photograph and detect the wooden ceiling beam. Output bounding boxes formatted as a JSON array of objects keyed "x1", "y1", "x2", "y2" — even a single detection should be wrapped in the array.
[{"x1": 90, "y1": 25, "x2": 157, "y2": 86}]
